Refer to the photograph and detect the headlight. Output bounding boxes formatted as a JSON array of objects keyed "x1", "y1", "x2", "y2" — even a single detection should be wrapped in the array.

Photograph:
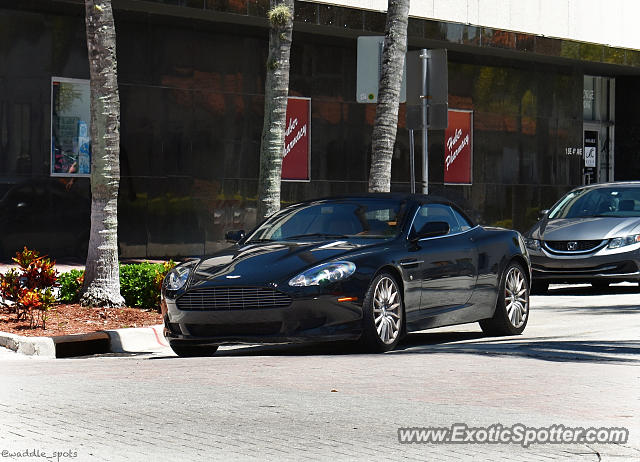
[
  {"x1": 524, "y1": 238, "x2": 541, "y2": 252},
  {"x1": 164, "y1": 265, "x2": 193, "y2": 291},
  {"x1": 289, "y1": 261, "x2": 356, "y2": 287},
  {"x1": 608, "y1": 234, "x2": 640, "y2": 249}
]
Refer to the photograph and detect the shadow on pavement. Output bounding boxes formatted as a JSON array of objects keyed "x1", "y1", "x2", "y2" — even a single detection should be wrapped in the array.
[
  {"x1": 544, "y1": 284, "x2": 640, "y2": 297},
  {"x1": 149, "y1": 330, "x2": 640, "y2": 364},
  {"x1": 533, "y1": 303, "x2": 640, "y2": 314},
  {"x1": 391, "y1": 336, "x2": 640, "y2": 363}
]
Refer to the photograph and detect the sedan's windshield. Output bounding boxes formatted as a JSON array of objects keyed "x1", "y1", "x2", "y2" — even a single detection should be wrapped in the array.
[
  {"x1": 548, "y1": 186, "x2": 640, "y2": 219},
  {"x1": 246, "y1": 199, "x2": 406, "y2": 243}
]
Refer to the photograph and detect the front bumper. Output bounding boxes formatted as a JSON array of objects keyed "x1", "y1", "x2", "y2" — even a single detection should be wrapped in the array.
[
  {"x1": 529, "y1": 245, "x2": 640, "y2": 283},
  {"x1": 161, "y1": 292, "x2": 364, "y2": 346}
]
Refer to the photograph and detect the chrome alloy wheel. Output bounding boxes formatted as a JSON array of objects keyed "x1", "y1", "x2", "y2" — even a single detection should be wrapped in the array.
[
  {"x1": 373, "y1": 276, "x2": 402, "y2": 344},
  {"x1": 504, "y1": 266, "x2": 529, "y2": 328}
]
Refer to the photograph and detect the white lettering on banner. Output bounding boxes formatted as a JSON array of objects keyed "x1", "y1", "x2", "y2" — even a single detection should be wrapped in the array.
[
  {"x1": 283, "y1": 119, "x2": 307, "y2": 159},
  {"x1": 285, "y1": 117, "x2": 298, "y2": 137},
  {"x1": 445, "y1": 128, "x2": 469, "y2": 171}
]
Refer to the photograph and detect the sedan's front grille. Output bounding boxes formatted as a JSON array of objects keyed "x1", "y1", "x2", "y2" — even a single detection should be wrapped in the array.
[
  {"x1": 176, "y1": 287, "x2": 292, "y2": 311},
  {"x1": 544, "y1": 240, "x2": 605, "y2": 253}
]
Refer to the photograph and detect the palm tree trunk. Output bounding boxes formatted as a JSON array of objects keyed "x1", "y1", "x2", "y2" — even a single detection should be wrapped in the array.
[
  {"x1": 368, "y1": 0, "x2": 410, "y2": 193},
  {"x1": 257, "y1": 0, "x2": 295, "y2": 220},
  {"x1": 81, "y1": 0, "x2": 124, "y2": 307}
]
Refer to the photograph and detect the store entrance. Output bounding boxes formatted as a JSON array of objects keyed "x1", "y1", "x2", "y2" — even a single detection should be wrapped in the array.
[
  {"x1": 583, "y1": 75, "x2": 615, "y2": 185},
  {"x1": 583, "y1": 123, "x2": 614, "y2": 185}
]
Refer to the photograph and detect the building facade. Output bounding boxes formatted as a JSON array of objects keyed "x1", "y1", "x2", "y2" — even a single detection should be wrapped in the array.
[{"x1": 0, "y1": 0, "x2": 639, "y2": 258}]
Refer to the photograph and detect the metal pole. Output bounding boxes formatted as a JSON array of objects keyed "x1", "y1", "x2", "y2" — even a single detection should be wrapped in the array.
[
  {"x1": 409, "y1": 129, "x2": 415, "y2": 193},
  {"x1": 420, "y1": 50, "x2": 429, "y2": 195}
]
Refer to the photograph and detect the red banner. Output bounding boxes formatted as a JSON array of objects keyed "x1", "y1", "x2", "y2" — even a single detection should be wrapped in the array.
[
  {"x1": 281, "y1": 97, "x2": 311, "y2": 181},
  {"x1": 444, "y1": 110, "x2": 473, "y2": 184}
]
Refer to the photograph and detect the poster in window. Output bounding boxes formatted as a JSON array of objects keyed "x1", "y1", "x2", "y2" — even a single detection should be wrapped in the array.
[
  {"x1": 281, "y1": 97, "x2": 311, "y2": 182},
  {"x1": 444, "y1": 109, "x2": 473, "y2": 185},
  {"x1": 51, "y1": 77, "x2": 91, "y2": 177}
]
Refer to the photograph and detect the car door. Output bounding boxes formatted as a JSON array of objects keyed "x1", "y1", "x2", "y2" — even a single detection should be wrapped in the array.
[{"x1": 408, "y1": 204, "x2": 478, "y2": 311}]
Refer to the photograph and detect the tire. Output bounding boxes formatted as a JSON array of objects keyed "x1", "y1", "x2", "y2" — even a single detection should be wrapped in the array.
[
  {"x1": 480, "y1": 261, "x2": 530, "y2": 336},
  {"x1": 359, "y1": 272, "x2": 404, "y2": 353},
  {"x1": 170, "y1": 343, "x2": 219, "y2": 357},
  {"x1": 530, "y1": 281, "x2": 548, "y2": 295}
]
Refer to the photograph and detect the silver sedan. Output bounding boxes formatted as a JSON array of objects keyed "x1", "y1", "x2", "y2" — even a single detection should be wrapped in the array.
[{"x1": 525, "y1": 182, "x2": 640, "y2": 293}]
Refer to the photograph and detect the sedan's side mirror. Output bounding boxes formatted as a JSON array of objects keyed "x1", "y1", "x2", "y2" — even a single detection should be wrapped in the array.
[
  {"x1": 539, "y1": 209, "x2": 549, "y2": 220},
  {"x1": 411, "y1": 221, "x2": 450, "y2": 241},
  {"x1": 225, "y1": 230, "x2": 245, "y2": 243}
]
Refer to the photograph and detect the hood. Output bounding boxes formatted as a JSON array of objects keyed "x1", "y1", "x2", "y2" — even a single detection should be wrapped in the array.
[
  {"x1": 189, "y1": 239, "x2": 383, "y2": 288},
  {"x1": 529, "y1": 217, "x2": 640, "y2": 241}
]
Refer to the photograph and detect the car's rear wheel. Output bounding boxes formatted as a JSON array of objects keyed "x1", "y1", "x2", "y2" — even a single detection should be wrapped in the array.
[
  {"x1": 170, "y1": 343, "x2": 219, "y2": 357},
  {"x1": 359, "y1": 272, "x2": 404, "y2": 353},
  {"x1": 480, "y1": 261, "x2": 529, "y2": 336},
  {"x1": 530, "y1": 281, "x2": 548, "y2": 295}
]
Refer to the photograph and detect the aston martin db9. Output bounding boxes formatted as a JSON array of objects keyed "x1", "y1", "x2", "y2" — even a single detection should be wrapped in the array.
[
  {"x1": 525, "y1": 182, "x2": 640, "y2": 293},
  {"x1": 161, "y1": 194, "x2": 531, "y2": 356}
]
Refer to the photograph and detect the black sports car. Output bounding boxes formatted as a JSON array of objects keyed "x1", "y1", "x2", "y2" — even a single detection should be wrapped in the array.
[{"x1": 161, "y1": 194, "x2": 531, "y2": 356}]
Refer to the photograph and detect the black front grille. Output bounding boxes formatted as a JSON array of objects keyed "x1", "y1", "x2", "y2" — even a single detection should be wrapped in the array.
[
  {"x1": 177, "y1": 287, "x2": 292, "y2": 311},
  {"x1": 186, "y1": 322, "x2": 283, "y2": 337},
  {"x1": 544, "y1": 240, "x2": 604, "y2": 252}
]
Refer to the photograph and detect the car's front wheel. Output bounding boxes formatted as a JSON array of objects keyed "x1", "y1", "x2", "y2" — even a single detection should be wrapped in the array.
[
  {"x1": 359, "y1": 272, "x2": 404, "y2": 353},
  {"x1": 170, "y1": 343, "x2": 219, "y2": 358},
  {"x1": 480, "y1": 261, "x2": 530, "y2": 336}
]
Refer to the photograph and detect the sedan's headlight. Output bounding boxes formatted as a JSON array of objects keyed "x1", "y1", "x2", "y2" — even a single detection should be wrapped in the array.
[
  {"x1": 608, "y1": 234, "x2": 640, "y2": 249},
  {"x1": 524, "y1": 238, "x2": 541, "y2": 252},
  {"x1": 164, "y1": 265, "x2": 193, "y2": 291},
  {"x1": 289, "y1": 261, "x2": 356, "y2": 287}
]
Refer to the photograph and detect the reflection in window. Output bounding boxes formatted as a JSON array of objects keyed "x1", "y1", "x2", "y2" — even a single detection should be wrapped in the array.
[{"x1": 51, "y1": 78, "x2": 91, "y2": 176}]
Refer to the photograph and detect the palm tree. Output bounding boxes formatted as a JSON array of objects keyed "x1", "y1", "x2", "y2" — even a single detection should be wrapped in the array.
[
  {"x1": 368, "y1": 0, "x2": 410, "y2": 193},
  {"x1": 80, "y1": 0, "x2": 125, "y2": 307},
  {"x1": 256, "y1": 0, "x2": 295, "y2": 220}
]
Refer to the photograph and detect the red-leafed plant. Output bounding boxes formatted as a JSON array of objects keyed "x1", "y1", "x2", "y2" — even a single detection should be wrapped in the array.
[{"x1": 0, "y1": 247, "x2": 58, "y2": 329}]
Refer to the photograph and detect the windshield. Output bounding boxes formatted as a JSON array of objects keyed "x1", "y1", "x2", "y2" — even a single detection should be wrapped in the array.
[
  {"x1": 548, "y1": 186, "x2": 640, "y2": 219},
  {"x1": 246, "y1": 199, "x2": 406, "y2": 243}
]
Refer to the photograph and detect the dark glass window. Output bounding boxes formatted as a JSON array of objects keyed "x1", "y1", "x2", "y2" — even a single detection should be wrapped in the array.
[
  {"x1": 411, "y1": 204, "x2": 462, "y2": 236},
  {"x1": 247, "y1": 199, "x2": 406, "y2": 242},
  {"x1": 549, "y1": 186, "x2": 640, "y2": 219}
]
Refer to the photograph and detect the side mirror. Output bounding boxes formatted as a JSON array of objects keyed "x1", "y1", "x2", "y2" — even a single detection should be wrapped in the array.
[
  {"x1": 539, "y1": 209, "x2": 549, "y2": 220},
  {"x1": 412, "y1": 221, "x2": 450, "y2": 241},
  {"x1": 225, "y1": 230, "x2": 245, "y2": 243}
]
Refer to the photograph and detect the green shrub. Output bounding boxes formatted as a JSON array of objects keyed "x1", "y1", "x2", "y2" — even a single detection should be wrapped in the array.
[
  {"x1": 58, "y1": 269, "x2": 84, "y2": 304},
  {"x1": 119, "y1": 261, "x2": 175, "y2": 310},
  {"x1": 55, "y1": 261, "x2": 176, "y2": 310}
]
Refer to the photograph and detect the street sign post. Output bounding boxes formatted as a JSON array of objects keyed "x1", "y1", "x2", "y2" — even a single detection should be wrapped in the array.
[
  {"x1": 405, "y1": 49, "x2": 448, "y2": 194},
  {"x1": 356, "y1": 36, "x2": 406, "y2": 104},
  {"x1": 356, "y1": 38, "x2": 447, "y2": 194}
]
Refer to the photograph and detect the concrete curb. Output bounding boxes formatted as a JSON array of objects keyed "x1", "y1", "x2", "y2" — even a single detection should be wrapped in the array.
[
  {"x1": 0, "y1": 331, "x2": 56, "y2": 357},
  {"x1": 0, "y1": 324, "x2": 168, "y2": 358},
  {"x1": 106, "y1": 324, "x2": 169, "y2": 353}
]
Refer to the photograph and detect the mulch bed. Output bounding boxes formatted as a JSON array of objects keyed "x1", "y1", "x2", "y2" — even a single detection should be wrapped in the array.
[{"x1": 0, "y1": 303, "x2": 163, "y2": 337}]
